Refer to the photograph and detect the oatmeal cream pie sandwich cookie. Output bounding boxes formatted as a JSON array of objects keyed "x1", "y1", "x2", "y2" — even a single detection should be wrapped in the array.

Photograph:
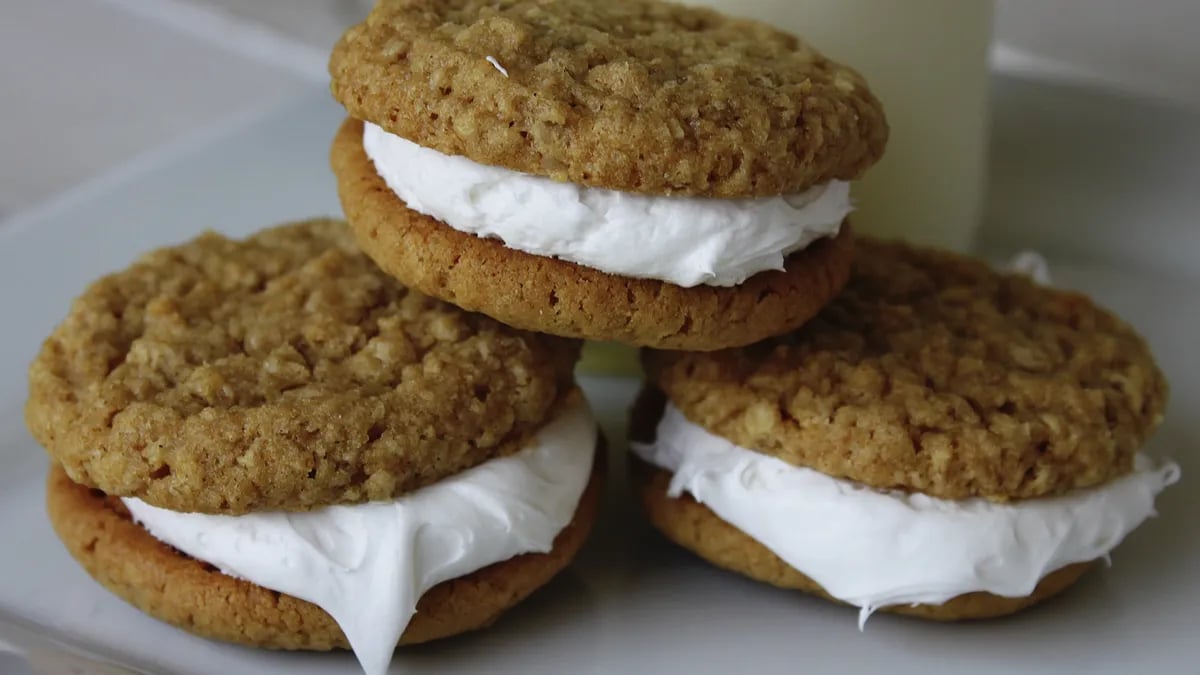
[
  {"x1": 631, "y1": 238, "x2": 1179, "y2": 622},
  {"x1": 329, "y1": 0, "x2": 887, "y2": 350},
  {"x1": 27, "y1": 219, "x2": 601, "y2": 675}
]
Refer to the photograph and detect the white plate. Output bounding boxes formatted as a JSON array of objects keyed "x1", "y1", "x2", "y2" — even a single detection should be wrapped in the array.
[{"x1": 1, "y1": 76, "x2": 1197, "y2": 674}]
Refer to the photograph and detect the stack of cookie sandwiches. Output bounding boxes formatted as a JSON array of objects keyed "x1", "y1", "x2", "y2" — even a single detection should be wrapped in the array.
[
  {"x1": 329, "y1": 0, "x2": 885, "y2": 351},
  {"x1": 27, "y1": 0, "x2": 1181, "y2": 673},
  {"x1": 323, "y1": 0, "x2": 1175, "y2": 625},
  {"x1": 29, "y1": 221, "x2": 601, "y2": 675},
  {"x1": 631, "y1": 239, "x2": 1179, "y2": 621}
]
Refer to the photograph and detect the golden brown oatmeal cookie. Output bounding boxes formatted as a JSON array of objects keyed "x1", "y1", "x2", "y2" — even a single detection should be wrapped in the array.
[
  {"x1": 329, "y1": 0, "x2": 887, "y2": 197},
  {"x1": 643, "y1": 238, "x2": 1168, "y2": 500},
  {"x1": 631, "y1": 457, "x2": 1092, "y2": 621},
  {"x1": 26, "y1": 219, "x2": 580, "y2": 514},
  {"x1": 46, "y1": 455, "x2": 602, "y2": 649},
  {"x1": 332, "y1": 118, "x2": 854, "y2": 351}
]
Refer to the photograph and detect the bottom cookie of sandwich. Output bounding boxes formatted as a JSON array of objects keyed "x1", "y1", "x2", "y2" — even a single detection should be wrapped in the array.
[{"x1": 46, "y1": 446, "x2": 602, "y2": 654}]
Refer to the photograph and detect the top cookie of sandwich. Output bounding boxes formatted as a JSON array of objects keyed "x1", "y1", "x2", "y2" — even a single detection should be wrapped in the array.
[
  {"x1": 644, "y1": 239, "x2": 1167, "y2": 501},
  {"x1": 26, "y1": 219, "x2": 580, "y2": 514},
  {"x1": 329, "y1": 0, "x2": 887, "y2": 198}
]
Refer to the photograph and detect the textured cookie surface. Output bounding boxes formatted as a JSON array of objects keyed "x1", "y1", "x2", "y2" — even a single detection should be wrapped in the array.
[
  {"x1": 27, "y1": 219, "x2": 580, "y2": 514},
  {"x1": 46, "y1": 458, "x2": 601, "y2": 649},
  {"x1": 332, "y1": 118, "x2": 853, "y2": 351},
  {"x1": 632, "y1": 458, "x2": 1091, "y2": 621},
  {"x1": 644, "y1": 239, "x2": 1168, "y2": 500},
  {"x1": 329, "y1": 0, "x2": 887, "y2": 197}
]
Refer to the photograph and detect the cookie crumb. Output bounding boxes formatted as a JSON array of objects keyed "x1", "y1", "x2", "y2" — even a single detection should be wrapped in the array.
[
  {"x1": 1007, "y1": 251, "x2": 1052, "y2": 285},
  {"x1": 485, "y1": 56, "x2": 509, "y2": 77}
]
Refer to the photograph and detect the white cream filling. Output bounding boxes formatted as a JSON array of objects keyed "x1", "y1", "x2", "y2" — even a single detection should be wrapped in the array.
[
  {"x1": 124, "y1": 401, "x2": 597, "y2": 675},
  {"x1": 633, "y1": 404, "x2": 1180, "y2": 625},
  {"x1": 362, "y1": 122, "x2": 852, "y2": 288}
]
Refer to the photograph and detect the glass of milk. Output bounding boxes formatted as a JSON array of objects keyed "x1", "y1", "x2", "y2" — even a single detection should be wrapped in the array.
[
  {"x1": 679, "y1": 0, "x2": 994, "y2": 252},
  {"x1": 579, "y1": 1, "x2": 992, "y2": 376}
]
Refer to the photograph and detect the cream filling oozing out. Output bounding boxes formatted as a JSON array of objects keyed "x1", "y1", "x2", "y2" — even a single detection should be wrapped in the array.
[
  {"x1": 124, "y1": 400, "x2": 598, "y2": 675},
  {"x1": 632, "y1": 403, "x2": 1180, "y2": 626},
  {"x1": 362, "y1": 122, "x2": 852, "y2": 288}
]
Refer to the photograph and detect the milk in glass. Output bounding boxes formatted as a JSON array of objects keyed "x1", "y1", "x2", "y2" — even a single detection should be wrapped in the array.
[{"x1": 678, "y1": 0, "x2": 994, "y2": 250}]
